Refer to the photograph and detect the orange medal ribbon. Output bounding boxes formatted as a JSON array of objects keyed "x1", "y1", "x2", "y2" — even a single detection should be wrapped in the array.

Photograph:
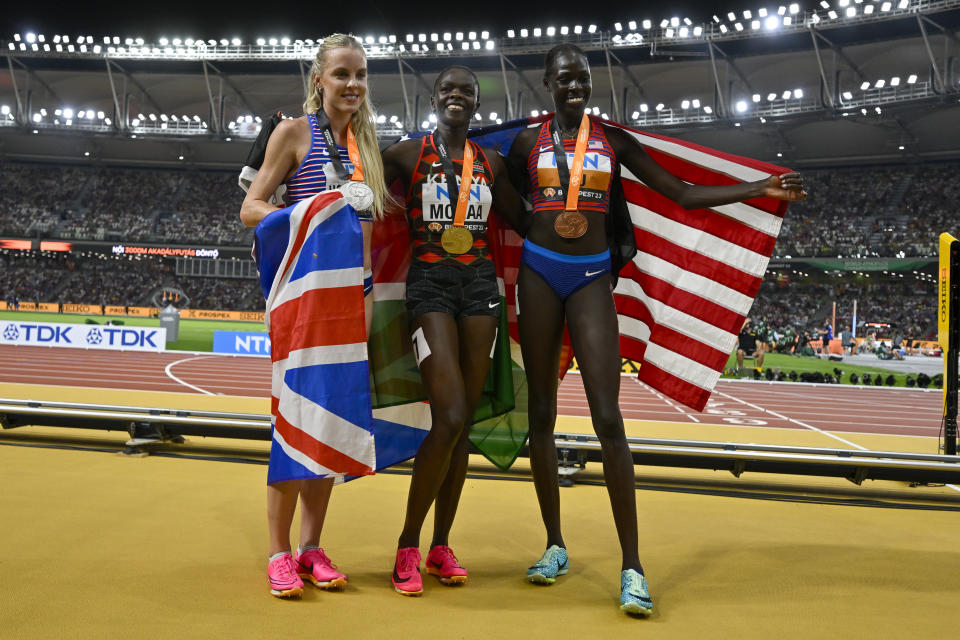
[
  {"x1": 452, "y1": 142, "x2": 475, "y2": 228},
  {"x1": 563, "y1": 112, "x2": 591, "y2": 211},
  {"x1": 345, "y1": 123, "x2": 364, "y2": 182}
]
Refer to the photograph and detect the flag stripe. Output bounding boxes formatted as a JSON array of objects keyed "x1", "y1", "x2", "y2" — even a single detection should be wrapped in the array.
[
  {"x1": 630, "y1": 250, "x2": 755, "y2": 313},
  {"x1": 273, "y1": 411, "x2": 372, "y2": 476},
  {"x1": 615, "y1": 302, "x2": 730, "y2": 371},
  {"x1": 624, "y1": 181, "x2": 777, "y2": 257},
  {"x1": 632, "y1": 228, "x2": 760, "y2": 298}
]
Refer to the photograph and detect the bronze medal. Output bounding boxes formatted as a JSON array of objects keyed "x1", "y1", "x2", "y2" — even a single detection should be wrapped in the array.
[
  {"x1": 553, "y1": 210, "x2": 588, "y2": 239},
  {"x1": 440, "y1": 226, "x2": 474, "y2": 254}
]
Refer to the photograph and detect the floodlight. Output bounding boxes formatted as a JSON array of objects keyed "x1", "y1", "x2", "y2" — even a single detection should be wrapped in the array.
[
  {"x1": 890, "y1": 77, "x2": 900, "y2": 86},
  {"x1": 666, "y1": 29, "x2": 674, "y2": 37},
  {"x1": 694, "y1": 26, "x2": 703, "y2": 36},
  {"x1": 907, "y1": 74, "x2": 917, "y2": 83},
  {"x1": 0, "y1": 106, "x2": 9, "y2": 115},
  {"x1": 881, "y1": 1, "x2": 891, "y2": 9},
  {"x1": 639, "y1": 103, "x2": 648, "y2": 112},
  {"x1": 63, "y1": 108, "x2": 74, "y2": 119},
  {"x1": 26, "y1": 33, "x2": 36, "y2": 43},
  {"x1": 679, "y1": 27, "x2": 688, "y2": 37},
  {"x1": 820, "y1": 0, "x2": 829, "y2": 6},
  {"x1": 461, "y1": 42, "x2": 469, "y2": 50},
  {"x1": 531, "y1": 110, "x2": 539, "y2": 117},
  {"x1": 875, "y1": 106, "x2": 882, "y2": 114},
  {"x1": 601, "y1": 113, "x2": 608, "y2": 119},
  {"x1": 615, "y1": 22, "x2": 623, "y2": 31},
  {"x1": 760, "y1": 116, "x2": 766, "y2": 123},
  {"x1": 752, "y1": 94, "x2": 761, "y2": 102},
  {"x1": 767, "y1": 93, "x2": 777, "y2": 101},
  {"x1": 751, "y1": 20, "x2": 760, "y2": 29},
  {"x1": 727, "y1": 12, "x2": 736, "y2": 20},
  {"x1": 864, "y1": 5, "x2": 874, "y2": 14},
  {"x1": 628, "y1": 21, "x2": 637, "y2": 30},
  {"x1": 692, "y1": 99, "x2": 700, "y2": 108},
  {"x1": 842, "y1": 91, "x2": 853, "y2": 99},
  {"x1": 659, "y1": 19, "x2": 668, "y2": 28},
  {"x1": 131, "y1": 118, "x2": 140, "y2": 126},
  {"x1": 743, "y1": 10, "x2": 752, "y2": 19},
  {"x1": 431, "y1": 33, "x2": 439, "y2": 42},
  {"x1": 703, "y1": 106, "x2": 713, "y2": 114},
  {"x1": 713, "y1": 15, "x2": 720, "y2": 22},
  {"x1": 759, "y1": 8, "x2": 768, "y2": 17},
  {"x1": 561, "y1": 26, "x2": 569, "y2": 35},
  {"x1": 784, "y1": 16, "x2": 793, "y2": 25},
  {"x1": 489, "y1": 112, "x2": 498, "y2": 120},
  {"x1": 860, "y1": 81, "x2": 870, "y2": 90},
  {"x1": 860, "y1": 108, "x2": 867, "y2": 114},
  {"x1": 269, "y1": 38, "x2": 278, "y2": 45},
  {"x1": 32, "y1": 113, "x2": 41, "y2": 123},
  {"x1": 256, "y1": 38, "x2": 265, "y2": 46},
  {"x1": 389, "y1": 115, "x2": 399, "y2": 123},
  {"x1": 485, "y1": 41, "x2": 494, "y2": 50},
  {"x1": 533, "y1": 28, "x2": 542, "y2": 37},
  {"x1": 681, "y1": 100, "x2": 690, "y2": 109},
  {"x1": 104, "y1": 118, "x2": 111, "y2": 126},
  {"x1": 735, "y1": 22, "x2": 744, "y2": 31},
  {"x1": 898, "y1": 0, "x2": 908, "y2": 7},
  {"x1": 720, "y1": 24, "x2": 728, "y2": 33},
  {"x1": 520, "y1": 29, "x2": 528, "y2": 37},
  {"x1": 782, "y1": 90, "x2": 792, "y2": 99},
  {"x1": 828, "y1": 10, "x2": 838, "y2": 18},
  {"x1": 232, "y1": 38, "x2": 241, "y2": 46},
  {"x1": 149, "y1": 114, "x2": 157, "y2": 121},
  {"x1": 547, "y1": 27, "x2": 556, "y2": 36},
  {"x1": 472, "y1": 41, "x2": 480, "y2": 49},
  {"x1": 778, "y1": 5, "x2": 786, "y2": 15},
  {"x1": 160, "y1": 114, "x2": 168, "y2": 122},
  {"x1": 736, "y1": 101, "x2": 747, "y2": 112},
  {"x1": 846, "y1": 7, "x2": 856, "y2": 17},
  {"x1": 421, "y1": 120, "x2": 429, "y2": 129},
  {"x1": 669, "y1": 17, "x2": 679, "y2": 27},
  {"x1": 794, "y1": 88, "x2": 803, "y2": 98},
  {"x1": 641, "y1": 20, "x2": 651, "y2": 30},
  {"x1": 655, "y1": 103, "x2": 664, "y2": 111},
  {"x1": 588, "y1": 24, "x2": 597, "y2": 33},
  {"x1": 592, "y1": 107, "x2": 599, "y2": 115},
  {"x1": 874, "y1": 79, "x2": 885, "y2": 88},
  {"x1": 899, "y1": 145, "x2": 905, "y2": 150},
  {"x1": 765, "y1": 17, "x2": 780, "y2": 29},
  {"x1": 507, "y1": 30, "x2": 515, "y2": 38},
  {"x1": 573, "y1": 25, "x2": 581, "y2": 34},
  {"x1": 790, "y1": 3, "x2": 800, "y2": 13}
]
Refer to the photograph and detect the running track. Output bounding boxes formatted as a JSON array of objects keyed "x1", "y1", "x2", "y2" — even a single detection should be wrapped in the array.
[{"x1": 0, "y1": 345, "x2": 950, "y2": 440}]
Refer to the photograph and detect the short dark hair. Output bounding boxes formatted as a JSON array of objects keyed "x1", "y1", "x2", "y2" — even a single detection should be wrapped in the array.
[
  {"x1": 544, "y1": 43, "x2": 588, "y2": 74},
  {"x1": 433, "y1": 65, "x2": 479, "y2": 95}
]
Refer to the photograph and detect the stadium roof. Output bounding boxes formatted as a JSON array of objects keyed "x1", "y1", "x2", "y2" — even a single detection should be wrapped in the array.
[{"x1": 1, "y1": 1, "x2": 958, "y2": 169}]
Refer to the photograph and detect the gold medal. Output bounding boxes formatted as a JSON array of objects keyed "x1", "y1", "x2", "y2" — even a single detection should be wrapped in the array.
[
  {"x1": 553, "y1": 211, "x2": 588, "y2": 239},
  {"x1": 440, "y1": 226, "x2": 474, "y2": 254}
]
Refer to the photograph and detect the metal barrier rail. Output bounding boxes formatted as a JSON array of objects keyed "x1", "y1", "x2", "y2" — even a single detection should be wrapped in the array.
[{"x1": 2, "y1": 398, "x2": 958, "y2": 485}]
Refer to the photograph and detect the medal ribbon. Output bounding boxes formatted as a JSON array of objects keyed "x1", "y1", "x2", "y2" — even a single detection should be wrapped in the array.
[
  {"x1": 434, "y1": 131, "x2": 475, "y2": 229},
  {"x1": 549, "y1": 112, "x2": 591, "y2": 212},
  {"x1": 321, "y1": 119, "x2": 364, "y2": 182}
]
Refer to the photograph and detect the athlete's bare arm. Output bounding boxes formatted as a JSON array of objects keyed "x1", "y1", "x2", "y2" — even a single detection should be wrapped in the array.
[
  {"x1": 505, "y1": 128, "x2": 538, "y2": 194},
  {"x1": 240, "y1": 118, "x2": 309, "y2": 227}
]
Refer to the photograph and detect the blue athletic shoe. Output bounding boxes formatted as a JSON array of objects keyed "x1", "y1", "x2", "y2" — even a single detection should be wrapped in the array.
[
  {"x1": 526, "y1": 545, "x2": 568, "y2": 584},
  {"x1": 619, "y1": 569, "x2": 653, "y2": 616}
]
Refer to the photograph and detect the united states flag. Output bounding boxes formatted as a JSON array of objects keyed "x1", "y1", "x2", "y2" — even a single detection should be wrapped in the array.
[
  {"x1": 254, "y1": 191, "x2": 430, "y2": 484},
  {"x1": 468, "y1": 115, "x2": 789, "y2": 413}
]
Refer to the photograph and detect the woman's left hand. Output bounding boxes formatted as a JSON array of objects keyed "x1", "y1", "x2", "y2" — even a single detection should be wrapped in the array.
[{"x1": 762, "y1": 172, "x2": 806, "y2": 201}]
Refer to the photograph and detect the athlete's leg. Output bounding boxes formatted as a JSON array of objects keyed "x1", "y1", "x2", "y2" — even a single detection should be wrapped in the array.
[
  {"x1": 431, "y1": 314, "x2": 499, "y2": 547},
  {"x1": 267, "y1": 480, "x2": 300, "y2": 556},
  {"x1": 397, "y1": 312, "x2": 470, "y2": 549},
  {"x1": 517, "y1": 263, "x2": 567, "y2": 548},
  {"x1": 298, "y1": 477, "x2": 335, "y2": 549},
  {"x1": 565, "y1": 275, "x2": 642, "y2": 573}
]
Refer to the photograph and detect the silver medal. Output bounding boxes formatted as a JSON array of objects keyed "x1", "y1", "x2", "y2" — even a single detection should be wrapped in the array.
[{"x1": 339, "y1": 181, "x2": 374, "y2": 212}]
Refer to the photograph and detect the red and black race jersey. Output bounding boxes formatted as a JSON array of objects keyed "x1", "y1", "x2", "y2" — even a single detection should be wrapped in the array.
[{"x1": 405, "y1": 134, "x2": 495, "y2": 265}]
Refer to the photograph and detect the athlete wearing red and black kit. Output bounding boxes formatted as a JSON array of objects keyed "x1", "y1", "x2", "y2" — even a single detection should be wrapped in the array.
[{"x1": 404, "y1": 133, "x2": 500, "y2": 319}]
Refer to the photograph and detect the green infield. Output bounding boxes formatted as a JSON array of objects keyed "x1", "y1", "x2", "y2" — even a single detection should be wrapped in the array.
[
  {"x1": 721, "y1": 352, "x2": 929, "y2": 387},
  {"x1": 0, "y1": 311, "x2": 266, "y2": 352}
]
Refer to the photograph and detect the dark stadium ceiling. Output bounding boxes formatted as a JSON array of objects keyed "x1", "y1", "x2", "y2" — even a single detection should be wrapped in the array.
[{"x1": 0, "y1": 1, "x2": 958, "y2": 169}]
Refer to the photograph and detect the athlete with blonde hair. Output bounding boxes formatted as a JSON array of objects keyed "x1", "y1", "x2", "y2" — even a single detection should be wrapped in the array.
[{"x1": 240, "y1": 33, "x2": 387, "y2": 598}]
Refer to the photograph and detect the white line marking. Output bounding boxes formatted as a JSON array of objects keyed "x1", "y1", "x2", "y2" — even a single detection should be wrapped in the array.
[
  {"x1": 164, "y1": 356, "x2": 216, "y2": 396},
  {"x1": 633, "y1": 379, "x2": 700, "y2": 423},
  {"x1": 714, "y1": 389, "x2": 865, "y2": 450}
]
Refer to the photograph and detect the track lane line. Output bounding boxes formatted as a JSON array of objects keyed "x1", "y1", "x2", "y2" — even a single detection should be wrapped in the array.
[{"x1": 164, "y1": 356, "x2": 217, "y2": 396}]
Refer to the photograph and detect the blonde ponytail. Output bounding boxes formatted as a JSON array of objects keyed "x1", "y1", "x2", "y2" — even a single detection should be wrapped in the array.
[{"x1": 303, "y1": 33, "x2": 391, "y2": 219}]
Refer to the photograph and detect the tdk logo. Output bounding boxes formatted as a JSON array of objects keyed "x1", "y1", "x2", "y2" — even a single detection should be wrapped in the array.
[
  {"x1": 1, "y1": 321, "x2": 165, "y2": 352},
  {"x1": 2, "y1": 324, "x2": 74, "y2": 343}
]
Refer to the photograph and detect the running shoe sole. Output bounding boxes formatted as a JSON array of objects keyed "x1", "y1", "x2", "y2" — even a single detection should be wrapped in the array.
[
  {"x1": 426, "y1": 566, "x2": 467, "y2": 585},
  {"x1": 620, "y1": 601, "x2": 653, "y2": 616},
  {"x1": 270, "y1": 585, "x2": 303, "y2": 598},
  {"x1": 393, "y1": 585, "x2": 423, "y2": 596},
  {"x1": 526, "y1": 567, "x2": 567, "y2": 585},
  {"x1": 298, "y1": 573, "x2": 347, "y2": 590}
]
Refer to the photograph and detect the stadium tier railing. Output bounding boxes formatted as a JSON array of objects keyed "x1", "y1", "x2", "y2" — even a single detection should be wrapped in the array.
[{"x1": 0, "y1": 301, "x2": 264, "y2": 322}]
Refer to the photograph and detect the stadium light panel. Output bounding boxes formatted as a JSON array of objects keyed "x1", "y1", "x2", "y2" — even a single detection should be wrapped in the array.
[
  {"x1": 861, "y1": 108, "x2": 868, "y2": 114},
  {"x1": 520, "y1": 29, "x2": 528, "y2": 37},
  {"x1": 890, "y1": 77, "x2": 900, "y2": 86},
  {"x1": 694, "y1": 26, "x2": 702, "y2": 36},
  {"x1": 720, "y1": 24, "x2": 728, "y2": 33},
  {"x1": 26, "y1": 33, "x2": 36, "y2": 43},
  {"x1": 679, "y1": 27, "x2": 688, "y2": 37},
  {"x1": 703, "y1": 106, "x2": 713, "y2": 114},
  {"x1": 760, "y1": 116, "x2": 766, "y2": 123},
  {"x1": 727, "y1": 12, "x2": 736, "y2": 21},
  {"x1": 782, "y1": 90, "x2": 791, "y2": 99},
  {"x1": 431, "y1": 33, "x2": 439, "y2": 42},
  {"x1": 898, "y1": 0, "x2": 908, "y2": 7},
  {"x1": 641, "y1": 20, "x2": 650, "y2": 30},
  {"x1": 670, "y1": 17, "x2": 679, "y2": 27},
  {"x1": 507, "y1": 30, "x2": 515, "y2": 38},
  {"x1": 743, "y1": 10, "x2": 752, "y2": 19},
  {"x1": 592, "y1": 107, "x2": 599, "y2": 115},
  {"x1": 628, "y1": 21, "x2": 637, "y2": 30},
  {"x1": 735, "y1": 100, "x2": 747, "y2": 112},
  {"x1": 828, "y1": 10, "x2": 838, "y2": 18},
  {"x1": 767, "y1": 92, "x2": 777, "y2": 101},
  {"x1": 881, "y1": 1, "x2": 891, "y2": 9},
  {"x1": 461, "y1": 42, "x2": 469, "y2": 50},
  {"x1": 751, "y1": 20, "x2": 761, "y2": 29},
  {"x1": 681, "y1": 100, "x2": 690, "y2": 109},
  {"x1": 875, "y1": 106, "x2": 882, "y2": 114},
  {"x1": 443, "y1": 32, "x2": 452, "y2": 41},
  {"x1": 735, "y1": 22, "x2": 744, "y2": 31},
  {"x1": 839, "y1": 0, "x2": 849, "y2": 6},
  {"x1": 846, "y1": 7, "x2": 856, "y2": 17},
  {"x1": 666, "y1": 28, "x2": 674, "y2": 38},
  {"x1": 692, "y1": 99, "x2": 701, "y2": 108},
  {"x1": 864, "y1": 4, "x2": 874, "y2": 14},
  {"x1": 842, "y1": 91, "x2": 853, "y2": 99},
  {"x1": 765, "y1": 17, "x2": 779, "y2": 29},
  {"x1": 907, "y1": 74, "x2": 917, "y2": 83},
  {"x1": 32, "y1": 113, "x2": 41, "y2": 123},
  {"x1": 530, "y1": 110, "x2": 539, "y2": 117},
  {"x1": 874, "y1": 79, "x2": 885, "y2": 88},
  {"x1": 472, "y1": 41, "x2": 480, "y2": 49},
  {"x1": 794, "y1": 88, "x2": 803, "y2": 98},
  {"x1": 777, "y1": 5, "x2": 786, "y2": 15},
  {"x1": 533, "y1": 28, "x2": 542, "y2": 37},
  {"x1": 614, "y1": 22, "x2": 623, "y2": 31},
  {"x1": 485, "y1": 40, "x2": 494, "y2": 50},
  {"x1": 640, "y1": 103, "x2": 648, "y2": 112},
  {"x1": 752, "y1": 93, "x2": 761, "y2": 102},
  {"x1": 489, "y1": 112, "x2": 498, "y2": 121},
  {"x1": 759, "y1": 8, "x2": 767, "y2": 17},
  {"x1": 632, "y1": 110, "x2": 640, "y2": 119},
  {"x1": 601, "y1": 113, "x2": 608, "y2": 119},
  {"x1": 389, "y1": 115, "x2": 399, "y2": 123},
  {"x1": 573, "y1": 25, "x2": 581, "y2": 34},
  {"x1": 713, "y1": 14, "x2": 721, "y2": 22},
  {"x1": 859, "y1": 81, "x2": 869, "y2": 89},
  {"x1": 655, "y1": 103, "x2": 664, "y2": 111},
  {"x1": 131, "y1": 118, "x2": 140, "y2": 126},
  {"x1": 547, "y1": 27, "x2": 556, "y2": 36},
  {"x1": 232, "y1": 38, "x2": 241, "y2": 46},
  {"x1": 589, "y1": 24, "x2": 598, "y2": 33},
  {"x1": 0, "y1": 106, "x2": 9, "y2": 115},
  {"x1": 820, "y1": 0, "x2": 829, "y2": 6}
]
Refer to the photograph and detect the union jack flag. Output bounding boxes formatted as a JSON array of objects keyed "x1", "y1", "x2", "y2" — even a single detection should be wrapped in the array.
[{"x1": 254, "y1": 191, "x2": 430, "y2": 484}]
